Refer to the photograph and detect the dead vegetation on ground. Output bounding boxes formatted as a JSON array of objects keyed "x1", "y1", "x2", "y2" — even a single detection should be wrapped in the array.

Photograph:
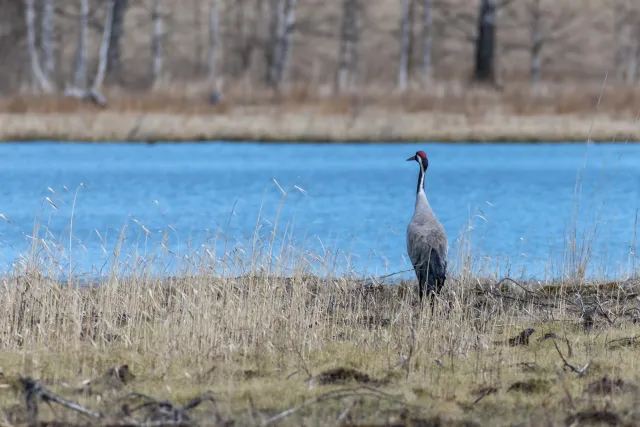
[{"x1": 2, "y1": 270, "x2": 640, "y2": 426}]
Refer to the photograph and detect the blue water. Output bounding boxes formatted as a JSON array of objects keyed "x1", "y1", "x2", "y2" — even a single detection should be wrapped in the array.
[{"x1": 0, "y1": 141, "x2": 638, "y2": 281}]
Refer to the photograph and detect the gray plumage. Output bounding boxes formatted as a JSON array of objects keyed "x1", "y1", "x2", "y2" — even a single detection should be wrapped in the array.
[{"x1": 406, "y1": 150, "x2": 448, "y2": 311}]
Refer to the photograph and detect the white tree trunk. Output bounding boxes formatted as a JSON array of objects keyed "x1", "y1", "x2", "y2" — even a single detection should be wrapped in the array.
[
  {"x1": 152, "y1": 0, "x2": 164, "y2": 84},
  {"x1": 421, "y1": 0, "x2": 432, "y2": 79},
  {"x1": 41, "y1": 0, "x2": 55, "y2": 79},
  {"x1": 627, "y1": 31, "x2": 639, "y2": 84},
  {"x1": 25, "y1": 0, "x2": 54, "y2": 93},
  {"x1": 613, "y1": 0, "x2": 626, "y2": 83},
  {"x1": 193, "y1": 0, "x2": 202, "y2": 73},
  {"x1": 208, "y1": 0, "x2": 219, "y2": 81},
  {"x1": 74, "y1": 0, "x2": 89, "y2": 89},
  {"x1": 268, "y1": 0, "x2": 284, "y2": 85},
  {"x1": 92, "y1": 0, "x2": 115, "y2": 91},
  {"x1": 276, "y1": 0, "x2": 296, "y2": 86},
  {"x1": 338, "y1": 0, "x2": 358, "y2": 92},
  {"x1": 398, "y1": 0, "x2": 411, "y2": 90}
]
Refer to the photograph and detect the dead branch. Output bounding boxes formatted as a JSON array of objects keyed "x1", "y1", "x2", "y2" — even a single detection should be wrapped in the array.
[
  {"x1": 538, "y1": 332, "x2": 572, "y2": 357},
  {"x1": 19, "y1": 377, "x2": 102, "y2": 424},
  {"x1": 263, "y1": 386, "x2": 413, "y2": 425},
  {"x1": 119, "y1": 391, "x2": 216, "y2": 425},
  {"x1": 551, "y1": 339, "x2": 589, "y2": 376},
  {"x1": 606, "y1": 335, "x2": 640, "y2": 350}
]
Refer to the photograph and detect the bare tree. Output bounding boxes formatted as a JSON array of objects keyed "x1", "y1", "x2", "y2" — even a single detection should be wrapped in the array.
[
  {"x1": 41, "y1": 0, "x2": 55, "y2": 79},
  {"x1": 25, "y1": 0, "x2": 54, "y2": 93},
  {"x1": 530, "y1": 0, "x2": 542, "y2": 88},
  {"x1": 398, "y1": 0, "x2": 411, "y2": 90},
  {"x1": 613, "y1": 1, "x2": 640, "y2": 84},
  {"x1": 474, "y1": 0, "x2": 497, "y2": 84},
  {"x1": 194, "y1": 0, "x2": 203, "y2": 73},
  {"x1": 93, "y1": 0, "x2": 116, "y2": 92},
  {"x1": 65, "y1": 0, "x2": 115, "y2": 106},
  {"x1": 151, "y1": 0, "x2": 164, "y2": 84},
  {"x1": 614, "y1": 0, "x2": 627, "y2": 82},
  {"x1": 208, "y1": 0, "x2": 219, "y2": 81},
  {"x1": 421, "y1": 0, "x2": 432, "y2": 79},
  {"x1": 627, "y1": 24, "x2": 640, "y2": 84},
  {"x1": 73, "y1": 0, "x2": 89, "y2": 89},
  {"x1": 107, "y1": 0, "x2": 129, "y2": 76},
  {"x1": 267, "y1": 0, "x2": 284, "y2": 85},
  {"x1": 515, "y1": 0, "x2": 597, "y2": 87},
  {"x1": 267, "y1": 0, "x2": 297, "y2": 87},
  {"x1": 338, "y1": 0, "x2": 360, "y2": 92},
  {"x1": 278, "y1": 0, "x2": 296, "y2": 85}
]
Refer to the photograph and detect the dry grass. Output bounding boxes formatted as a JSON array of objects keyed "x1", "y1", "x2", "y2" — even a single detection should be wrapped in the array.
[
  {"x1": 0, "y1": 184, "x2": 640, "y2": 426},
  {"x1": 1, "y1": 81, "x2": 640, "y2": 143}
]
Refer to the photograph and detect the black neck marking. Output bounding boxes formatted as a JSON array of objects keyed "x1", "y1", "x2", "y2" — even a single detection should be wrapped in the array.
[{"x1": 416, "y1": 157, "x2": 427, "y2": 195}]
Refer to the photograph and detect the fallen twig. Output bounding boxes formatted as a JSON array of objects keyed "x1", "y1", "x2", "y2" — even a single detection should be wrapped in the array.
[
  {"x1": 263, "y1": 386, "x2": 412, "y2": 426},
  {"x1": 19, "y1": 377, "x2": 102, "y2": 424},
  {"x1": 605, "y1": 335, "x2": 640, "y2": 350},
  {"x1": 119, "y1": 390, "x2": 216, "y2": 425},
  {"x1": 538, "y1": 333, "x2": 573, "y2": 358},
  {"x1": 551, "y1": 339, "x2": 589, "y2": 376}
]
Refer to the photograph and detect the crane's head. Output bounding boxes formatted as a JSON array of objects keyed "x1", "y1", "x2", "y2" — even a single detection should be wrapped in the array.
[{"x1": 406, "y1": 151, "x2": 429, "y2": 170}]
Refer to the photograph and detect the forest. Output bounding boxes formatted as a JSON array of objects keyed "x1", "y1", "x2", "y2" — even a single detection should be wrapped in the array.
[{"x1": 1, "y1": 0, "x2": 639, "y2": 101}]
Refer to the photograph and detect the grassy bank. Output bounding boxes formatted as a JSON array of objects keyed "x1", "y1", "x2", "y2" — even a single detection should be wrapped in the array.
[
  {"x1": 2, "y1": 267, "x2": 640, "y2": 426},
  {"x1": 3, "y1": 110, "x2": 640, "y2": 143},
  {"x1": 2, "y1": 83, "x2": 640, "y2": 143}
]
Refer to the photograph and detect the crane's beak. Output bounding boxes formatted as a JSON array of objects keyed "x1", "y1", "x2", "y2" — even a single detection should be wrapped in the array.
[{"x1": 406, "y1": 156, "x2": 416, "y2": 161}]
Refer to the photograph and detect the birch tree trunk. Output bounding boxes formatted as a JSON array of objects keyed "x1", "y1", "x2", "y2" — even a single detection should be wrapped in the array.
[
  {"x1": 275, "y1": 0, "x2": 296, "y2": 86},
  {"x1": 421, "y1": 0, "x2": 432, "y2": 79},
  {"x1": 398, "y1": 0, "x2": 411, "y2": 90},
  {"x1": 627, "y1": 28, "x2": 639, "y2": 84},
  {"x1": 268, "y1": 0, "x2": 284, "y2": 85},
  {"x1": 194, "y1": 0, "x2": 202, "y2": 73},
  {"x1": 530, "y1": 0, "x2": 542, "y2": 88},
  {"x1": 25, "y1": 0, "x2": 54, "y2": 93},
  {"x1": 613, "y1": 1, "x2": 625, "y2": 83},
  {"x1": 41, "y1": 0, "x2": 55, "y2": 79},
  {"x1": 338, "y1": 0, "x2": 358, "y2": 92},
  {"x1": 208, "y1": 0, "x2": 219, "y2": 81},
  {"x1": 92, "y1": 0, "x2": 115, "y2": 91},
  {"x1": 74, "y1": 0, "x2": 89, "y2": 89},
  {"x1": 151, "y1": 0, "x2": 164, "y2": 84}
]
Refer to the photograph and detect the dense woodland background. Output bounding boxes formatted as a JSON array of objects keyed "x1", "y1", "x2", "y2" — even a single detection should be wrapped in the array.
[{"x1": 2, "y1": 0, "x2": 640, "y2": 109}]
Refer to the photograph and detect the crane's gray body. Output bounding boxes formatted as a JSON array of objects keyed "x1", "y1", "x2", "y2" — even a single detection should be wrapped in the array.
[{"x1": 406, "y1": 152, "x2": 448, "y2": 307}]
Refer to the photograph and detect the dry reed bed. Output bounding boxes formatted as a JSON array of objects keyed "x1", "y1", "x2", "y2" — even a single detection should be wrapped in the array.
[
  {"x1": 2, "y1": 268, "x2": 640, "y2": 426},
  {"x1": 2, "y1": 82, "x2": 640, "y2": 143}
]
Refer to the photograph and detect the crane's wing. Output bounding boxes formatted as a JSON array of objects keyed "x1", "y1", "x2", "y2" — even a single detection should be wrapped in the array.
[{"x1": 406, "y1": 225, "x2": 448, "y2": 295}]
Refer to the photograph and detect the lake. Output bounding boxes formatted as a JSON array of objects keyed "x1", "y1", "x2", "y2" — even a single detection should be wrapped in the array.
[{"x1": 0, "y1": 141, "x2": 638, "y2": 282}]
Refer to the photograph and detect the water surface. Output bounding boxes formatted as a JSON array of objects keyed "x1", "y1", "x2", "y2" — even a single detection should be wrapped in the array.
[{"x1": 0, "y1": 141, "x2": 638, "y2": 281}]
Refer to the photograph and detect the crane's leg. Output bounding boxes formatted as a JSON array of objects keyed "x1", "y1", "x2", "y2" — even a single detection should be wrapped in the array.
[
  {"x1": 416, "y1": 264, "x2": 427, "y2": 312},
  {"x1": 426, "y1": 275, "x2": 440, "y2": 315}
]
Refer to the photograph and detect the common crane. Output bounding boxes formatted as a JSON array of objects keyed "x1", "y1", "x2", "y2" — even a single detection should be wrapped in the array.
[{"x1": 406, "y1": 151, "x2": 448, "y2": 313}]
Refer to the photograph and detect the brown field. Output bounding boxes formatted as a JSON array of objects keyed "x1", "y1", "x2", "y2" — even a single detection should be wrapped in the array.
[
  {"x1": 2, "y1": 253, "x2": 640, "y2": 426},
  {"x1": 1, "y1": 79, "x2": 640, "y2": 143}
]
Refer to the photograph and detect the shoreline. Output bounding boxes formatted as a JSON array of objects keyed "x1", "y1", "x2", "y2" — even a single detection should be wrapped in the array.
[{"x1": 0, "y1": 110, "x2": 639, "y2": 143}]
